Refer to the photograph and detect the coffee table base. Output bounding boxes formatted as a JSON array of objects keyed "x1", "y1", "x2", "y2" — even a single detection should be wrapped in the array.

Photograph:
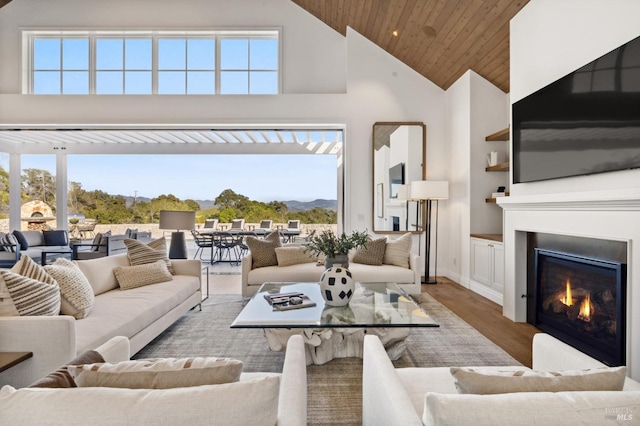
[{"x1": 263, "y1": 327, "x2": 410, "y2": 365}]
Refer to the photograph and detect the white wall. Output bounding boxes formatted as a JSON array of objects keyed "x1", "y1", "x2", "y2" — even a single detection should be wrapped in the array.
[{"x1": 510, "y1": 0, "x2": 640, "y2": 198}]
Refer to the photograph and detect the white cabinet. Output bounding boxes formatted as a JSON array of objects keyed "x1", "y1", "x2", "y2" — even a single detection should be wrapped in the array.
[{"x1": 470, "y1": 237, "x2": 504, "y2": 305}]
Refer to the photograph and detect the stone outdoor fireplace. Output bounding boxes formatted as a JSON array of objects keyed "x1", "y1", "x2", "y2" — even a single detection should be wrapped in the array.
[
  {"x1": 528, "y1": 238, "x2": 626, "y2": 366},
  {"x1": 499, "y1": 188, "x2": 640, "y2": 381}
]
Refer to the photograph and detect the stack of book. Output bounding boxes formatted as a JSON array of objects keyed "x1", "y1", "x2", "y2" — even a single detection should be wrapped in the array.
[{"x1": 264, "y1": 291, "x2": 316, "y2": 311}]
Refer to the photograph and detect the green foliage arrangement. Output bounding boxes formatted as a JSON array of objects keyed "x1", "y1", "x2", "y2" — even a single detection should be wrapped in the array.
[{"x1": 304, "y1": 229, "x2": 368, "y2": 257}]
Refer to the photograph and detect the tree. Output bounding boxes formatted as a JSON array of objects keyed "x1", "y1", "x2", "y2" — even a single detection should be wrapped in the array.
[
  {"x1": 215, "y1": 189, "x2": 249, "y2": 210},
  {"x1": 0, "y1": 166, "x2": 8, "y2": 217},
  {"x1": 22, "y1": 168, "x2": 56, "y2": 205}
]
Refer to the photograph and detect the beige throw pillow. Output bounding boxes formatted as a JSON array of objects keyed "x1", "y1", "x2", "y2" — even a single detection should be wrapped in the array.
[
  {"x1": 383, "y1": 232, "x2": 412, "y2": 268},
  {"x1": 275, "y1": 246, "x2": 316, "y2": 267},
  {"x1": 0, "y1": 271, "x2": 60, "y2": 316},
  {"x1": 44, "y1": 258, "x2": 94, "y2": 319},
  {"x1": 245, "y1": 231, "x2": 281, "y2": 268},
  {"x1": 352, "y1": 237, "x2": 387, "y2": 266},
  {"x1": 114, "y1": 260, "x2": 173, "y2": 290},
  {"x1": 69, "y1": 356, "x2": 244, "y2": 389},
  {"x1": 125, "y1": 237, "x2": 174, "y2": 274},
  {"x1": 450, "y1": 366, "x2": 627, "y2": 394}
]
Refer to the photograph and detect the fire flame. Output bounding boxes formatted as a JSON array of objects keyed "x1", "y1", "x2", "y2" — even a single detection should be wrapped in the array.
[
  {"x1": 578, "y1": 293, "x2": 592, "y2": 322},
  {"x1": 561, "y1": 280, "x2": 573, "y2": 306}
]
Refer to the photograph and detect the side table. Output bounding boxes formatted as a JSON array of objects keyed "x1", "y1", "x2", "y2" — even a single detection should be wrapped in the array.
[{"x1": 0, "y1": 352, "x2": 33, "y2": 373}]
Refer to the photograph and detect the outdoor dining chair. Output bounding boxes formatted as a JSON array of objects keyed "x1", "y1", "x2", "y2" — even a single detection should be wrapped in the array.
[{"x1": 191, "y1": 230, "x2": 215, "y2": 263}]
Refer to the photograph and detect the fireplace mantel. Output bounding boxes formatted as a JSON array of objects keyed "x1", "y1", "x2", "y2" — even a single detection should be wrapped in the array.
[{"x1": 499, "y1": 186, "x2": 640, "y2": 380}]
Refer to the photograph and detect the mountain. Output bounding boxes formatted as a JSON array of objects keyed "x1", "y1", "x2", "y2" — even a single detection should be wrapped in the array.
[{"x1": 283, "y1": 199, "x2": 337, "y2": 212}]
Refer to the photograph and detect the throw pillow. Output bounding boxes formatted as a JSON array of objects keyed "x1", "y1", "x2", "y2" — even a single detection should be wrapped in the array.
[
  {"x1": 42, "y1": 230, "x2": 69, "y2": 246},
  {"x1": 30, "y1": 350, "x2": 105, "y2": 388},
  {"x1": 383, "y1": 232, "x2": 412, "y2": 268},
  {"x1": 450, "y1": 366, "x2": 627, "y2": 394},
  {"x1": 44, "y1": 258, "x2": 94, "y2": 319},
  {"x1": 245, "y1": 231, "x2": 281, "y2": 269},
  {"x1": 0, "y1": 232, "x2": 18, "y2": 252},
  {"x1": 352, "y1": 237, "x2": 387, "y2": 266},
  {"x1": 125, "y1": 237, "x2": 174, "y2": 274},
  {"x1": 0, "y1": 276, "x2": 19, "y2": 317},
  {"x1": 0, "y1": 270, "x2": 60, "y2": 316},
  {"x1": 69, "y1": 356, "x2": 244, "y2": 389},
  {"x1": 114, "y1": 260, "x2": 173, "y2": 290},
  {"x1": 11, "y1": 255, "x2": 57, "y2": 286},
  {"x1": 275, "y1": 246, "x2": 316, "y2": 267},
  {"x1": 12, "y1": 230, "x2": 29, "y2": 250}
]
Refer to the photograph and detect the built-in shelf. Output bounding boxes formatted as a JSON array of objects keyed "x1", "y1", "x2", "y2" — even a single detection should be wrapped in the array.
[
  {"x1": 485, "y1": 162, "x2": 509, "y2": 172},
  {"x1": 485, "y1": 128, "x2": 509, "y2": 141},
  {"x1": 470, "y1": 233, "x2": 503, "y2": 242}
]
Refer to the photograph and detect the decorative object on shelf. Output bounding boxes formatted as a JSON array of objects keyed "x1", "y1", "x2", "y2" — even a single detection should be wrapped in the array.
[
  {"x1": 411, "y1": 180, "x2": 449, "y2": 284},
  {"x1": 159, "y1": 210, "x2": 196, "y2": 259},
  {"x1": 303, "y1": 229, "x2": 369, "y2": 269},
  {"x1": 319, "y1": 265, "x2": 355, "y2": 306}
]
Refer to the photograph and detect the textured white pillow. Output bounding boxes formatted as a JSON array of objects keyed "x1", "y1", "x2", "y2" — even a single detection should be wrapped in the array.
[
  {"x1": 69, "y1": 356, "x2": 244, "y2": 388},
  {"x1": 113, "y1": 260, "x2": 173, "y2": 290},
  {"x1": 44, "y1": 258, "x2": 94, "y2": 319},
  {"x1": 0, "y1": 376, "x2": 280, "y2": 426},
  {"x1": 383, "y1": 232, "x2": 412, "y2": 268},
  {"x1": 275, "y1": 246, "x2": 316, "y2": 267},
  {"x1": 450, "y1": 366, "x2": 627, "y2": 394}
]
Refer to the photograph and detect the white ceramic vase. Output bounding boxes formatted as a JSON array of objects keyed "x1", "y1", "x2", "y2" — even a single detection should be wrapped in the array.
[{"x1": 319, "y1": 265, "x2": 354, "y2": 306}]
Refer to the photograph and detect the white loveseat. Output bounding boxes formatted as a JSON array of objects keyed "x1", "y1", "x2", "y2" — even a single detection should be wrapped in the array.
[
  {"x1": 363, "y1": 333, "x2": 640, "y2": 425},
  {"x1": 241, "y1": 245, "x2": 421, "y2": 298},
  {"x1": 0, "y1": 334, "x2": 308, "y2": 426},
  {"x1": 0, "y1": 254, "x2": 202, "y2": 388}
]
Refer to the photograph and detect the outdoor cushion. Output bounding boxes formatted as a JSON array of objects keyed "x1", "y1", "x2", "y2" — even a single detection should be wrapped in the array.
[
  {"x1": 11, "y1": 230, "x2": 30, "y2": 250},
  {"x1": 17, "y1": 231, "x2": 47, "y2": 248},
  {"x1": 0, "y1": 232, "x2": 18, "y2": 252},
  {"x1": 42, "y1": 230, "x2": 69, "y2": 246}
]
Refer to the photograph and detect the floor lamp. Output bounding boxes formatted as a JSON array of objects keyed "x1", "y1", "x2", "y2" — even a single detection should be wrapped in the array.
[
  {"x1": 159, "y1": 210, "x2": 196, "y2": 259},
  {"x1": 410, "y1": 181, "x2": 449, "y2": 284}
]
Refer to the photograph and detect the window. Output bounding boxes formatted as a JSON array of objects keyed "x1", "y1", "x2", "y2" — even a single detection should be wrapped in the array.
[{"x1": 27, "y1": 30, "x2": 279, "y2": 95}]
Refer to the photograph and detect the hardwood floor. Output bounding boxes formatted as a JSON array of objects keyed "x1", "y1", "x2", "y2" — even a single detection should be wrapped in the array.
[{"x1": 423, "y1": 277, "x2": 540, "y2": 367}]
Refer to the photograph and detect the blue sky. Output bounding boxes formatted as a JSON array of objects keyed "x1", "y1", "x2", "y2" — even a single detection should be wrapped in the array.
[{"x1": 2, "y1": 154, "x2": 338, "y2": 202}]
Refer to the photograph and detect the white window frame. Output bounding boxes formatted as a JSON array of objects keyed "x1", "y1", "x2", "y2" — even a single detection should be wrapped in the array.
[{"x1": 23, "y1": 29, "x2": 281, "y2": 95}]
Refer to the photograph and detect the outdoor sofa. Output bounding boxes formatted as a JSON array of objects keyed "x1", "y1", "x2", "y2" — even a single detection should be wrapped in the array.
[
  {"x1": 363, "y1": 333, "x2": 640, "y2": 425},
  {"x1": 0, "y1": 253, "x2": 202, "y2": 388},
  {"x1": 0, "y1": 334, "x2": 307, "y2": 426}
]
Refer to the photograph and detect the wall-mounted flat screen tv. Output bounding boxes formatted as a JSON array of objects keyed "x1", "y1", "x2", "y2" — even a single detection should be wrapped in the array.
[
  {"x1": 389, "y1": 162, "x2": 405, "y2": 198},
  {"x1": 512, "y1": 34, "x2": 640, "y2": 184}
]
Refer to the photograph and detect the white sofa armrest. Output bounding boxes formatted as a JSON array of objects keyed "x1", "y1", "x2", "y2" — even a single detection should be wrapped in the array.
[
  {"x1": 277, "y1": 334, "x2": 307, "y2": 426},
  {"x1": 532, "y1": 333, "x2": 607, "y2": 371},
  {"x1": 170, "y1": 259, "x2": 202, "y2": 281},
  {"x1": 94, "y1": 336, "x2": 130, "y2": 363},
  {"x1": 362, "y1": 335, "x2": 422, "y2": 426},
  {"x1": 241, "y1": 254, "x2": 253, "y2": 298},
  {"x1": 408, "y1": 254, "x2": 421, "y2": 294},
  {"x1": 0, "y1": 316, "x2": 76, "y2": 388}
]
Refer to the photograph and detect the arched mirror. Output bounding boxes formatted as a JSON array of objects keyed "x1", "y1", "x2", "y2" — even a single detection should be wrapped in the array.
[{"x1": 372, "y1": 122, "x2": 426, "y2": 234}]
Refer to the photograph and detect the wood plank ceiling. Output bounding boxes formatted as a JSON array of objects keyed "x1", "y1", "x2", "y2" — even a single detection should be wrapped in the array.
[{"x1": 291, "y1": 0, "x2": 530, "y2": 93}]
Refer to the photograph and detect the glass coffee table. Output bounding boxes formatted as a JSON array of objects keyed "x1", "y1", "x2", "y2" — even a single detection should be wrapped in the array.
[{"x1": 231, "y1": 281, "x2": 438, "y2": 365}]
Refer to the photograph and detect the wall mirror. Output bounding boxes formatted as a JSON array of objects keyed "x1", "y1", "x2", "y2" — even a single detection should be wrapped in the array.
[{"x1": 372, "y1": 122, "x2": 426, "y2": 234}]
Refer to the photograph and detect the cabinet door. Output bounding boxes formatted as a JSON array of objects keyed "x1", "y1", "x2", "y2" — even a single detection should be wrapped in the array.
[
  {"x1": 471, "y1": 239, "x2": 493, "y2": 287},
  {"x1": 492, "y1": 242, "x2": 504, "y2": 292}
]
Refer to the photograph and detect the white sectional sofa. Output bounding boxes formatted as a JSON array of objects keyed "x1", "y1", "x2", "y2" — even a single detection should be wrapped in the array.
[
  {"x1": 0, "y1": 254, "x2": 202, "y2": 388},
  {"x1": 0, "y1": 335, "x2": 308, "y2": 426},
  {"x1": 241, "y1": 245, "x2": 421, "y2": 298},
  {"x1": 363, "y1": 333, "x2": 640, "y2": 426}
]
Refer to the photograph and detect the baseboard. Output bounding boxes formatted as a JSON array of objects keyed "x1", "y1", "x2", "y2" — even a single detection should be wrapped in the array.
[
  {"x1": 441, "y1": 268, "x2": 469, "y2": 289},
  {"x1": 469, "y1": 280, "x2": 503, "y2": 305}
]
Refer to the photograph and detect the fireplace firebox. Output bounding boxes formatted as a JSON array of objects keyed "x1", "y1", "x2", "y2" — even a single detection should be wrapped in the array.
[{"x1": 532, "y1": 249, "x2": 626, "y2": 366}]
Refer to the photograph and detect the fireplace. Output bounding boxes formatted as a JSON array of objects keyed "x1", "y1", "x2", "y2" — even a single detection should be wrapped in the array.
[{"x1": 531, "y1": 248, "x2": 626, "y2": 366}]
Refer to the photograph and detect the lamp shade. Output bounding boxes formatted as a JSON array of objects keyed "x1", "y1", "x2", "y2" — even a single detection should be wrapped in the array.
[
  {"x1": 159, "y1": 210, "x2": 196, "y2": 231},
  {"x1": 410, "y1": 180, "x2": 449, "y2": 200}
]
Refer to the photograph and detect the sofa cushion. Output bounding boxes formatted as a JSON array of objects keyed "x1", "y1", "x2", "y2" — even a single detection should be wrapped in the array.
[
  {"x1": 275, "y1": 246, "x2": 315, "y2": 267},
  {"x1": 383, "y1": 233, "x2": 412, "y2": 268},
  {"x1": 114, "y1": 260, "x2": 173, "y2": 290},
  {"x1": 69, "y1": 356, "x2": 243, "y2": 389},
  {"x1": 42, "y1": 230, "x2": 69, "y2": 246},
  {"x1": 125, "y1": 237, "x2": 175, "y2": 275},
  {"x1": 29, "y1": 350, "x2": 105, "y2": 388},
  {"x1": 0, "y1": 232, "x2": 18, "y2": 252},
  {"x1": 450, "y1": 366, "x2": 627, "y2": 394},
  {"x1": 353, "y1": 237, "x2": 387, "y2": 266},
  {"x1": 74, "y1": 254, "x2": 131, "y2": 296},
  {"x1": 12, "y1": 230, "x2": 29, "y2": 250},
  {"x1": 0, "y1": 270, "x2": 60, "y2": 316},
  {"x1": 423, "y1": 391, "x2": 640, "y2": 426},
  {"x1": 246, "y1": 231, "x2": 281, "y2": 268},
  {"x1": 74, "y1": 274, "x2": 200, "y2": 353},
  {"x1": 44, "y1": 258, "x2": 94, "y2": 319},
  {"x1": 0, "y1": 376, "x2": 280, "y2": 426},
  {"x1": 18, "y1": 230, "x2": 46, "y2": 248}
]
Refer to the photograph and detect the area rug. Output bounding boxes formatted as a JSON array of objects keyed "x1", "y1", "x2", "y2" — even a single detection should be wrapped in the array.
[{"x1": 134, "y1": 293, "x2": 520, "y2": 425}]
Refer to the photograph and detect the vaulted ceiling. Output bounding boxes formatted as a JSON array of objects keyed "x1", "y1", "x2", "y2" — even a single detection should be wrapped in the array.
[
  {"x1": 291, "y1": 0, "x2": 529, "y2": 93},
  {"x1": 0, "y1": 0, "x2": 529, "y2": 92}
]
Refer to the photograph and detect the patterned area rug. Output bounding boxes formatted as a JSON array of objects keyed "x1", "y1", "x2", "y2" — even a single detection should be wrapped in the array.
[{"x1": 135, "y1": 292, "x2": 520, "y2": 425}]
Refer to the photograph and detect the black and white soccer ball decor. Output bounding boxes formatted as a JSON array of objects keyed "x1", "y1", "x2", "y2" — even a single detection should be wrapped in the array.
[{"x1": 319, "y1": 265, "x2": 354, "y2": 307}]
